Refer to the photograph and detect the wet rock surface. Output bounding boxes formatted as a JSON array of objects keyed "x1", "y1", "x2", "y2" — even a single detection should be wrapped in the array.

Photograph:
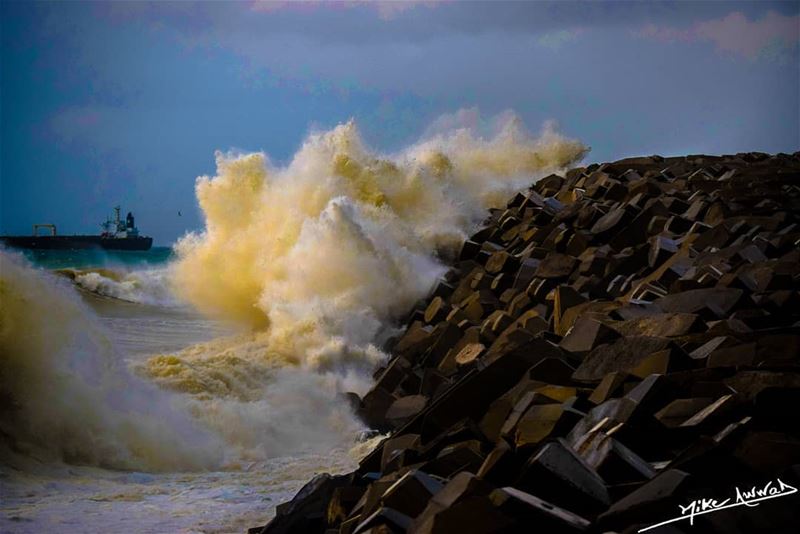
[{"x1": 250, "y1": 152, "x2": 800, "y2": 533}]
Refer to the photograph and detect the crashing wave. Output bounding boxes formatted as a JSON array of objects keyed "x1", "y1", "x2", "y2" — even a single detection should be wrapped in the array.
[{"x1": 56, "y1": 266, "x2": 178, "y2": 306}]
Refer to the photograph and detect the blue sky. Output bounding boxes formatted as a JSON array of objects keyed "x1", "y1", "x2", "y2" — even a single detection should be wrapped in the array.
[{"x1": 1, "y1": 1, "x2": 798, "y2": 244}]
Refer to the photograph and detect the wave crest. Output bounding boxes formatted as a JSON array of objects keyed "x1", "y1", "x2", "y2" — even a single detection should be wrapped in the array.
[
  {"x1": 57, "y1": 266, "x2": 177, "y2": 306},
  {"x1": 169, "y1": 114, "x2": 587, "y2": 386}
]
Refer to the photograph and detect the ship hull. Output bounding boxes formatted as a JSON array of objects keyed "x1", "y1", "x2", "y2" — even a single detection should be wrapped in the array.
[{"x1": 0, "y1": 235, "x2": 153, "y2": 251}]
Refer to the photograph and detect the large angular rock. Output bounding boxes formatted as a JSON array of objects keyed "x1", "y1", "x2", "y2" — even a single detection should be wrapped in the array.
[
  {"x1": 588, "y1": 371, "x2": 629, "y2": 405},
  {"x1": 424, "y1": 439, "x2": 485, "y2": 478},
  {"x1": 485, "y1": 250, "x2": 519, "y2": 275},
  {"x1": 553, "y1": 286, "x2": 587, "y2": 334},
  {"x1": 574, "y1": 432, "x2": 656, "y2": 485},
  {"x1": 557, "y1": 301, "x2": 621, "y2": 336},
  {"x1": 379, "y1": 470, "x2": 443, "y2": 518},
  {"x1": 516, "y1": 439, "x2": 611, "y2": 517},
  {"x1": 408, "y1": 472, "x2": 498, "y2": 533},
  {"x1": 358, "y1": 385, "x2": 398, "y2": 431},
  {"x1": 654, "y1": 287, "x2": 745, "y2": 318},
  {"x1": 409, "y1": 496, "x2": 513, "y2": 534},
  {"x1": 418, "y1": 343, "x2": 549, "y2": 441},
  {"x1": 419, "y1": 322, "x2": 464, "y2": 367},
  {"x1": 423, "y1": 296, "x2": 450, "y2": 324},
  {"x1": 590, "y1": 206, "x2": 634, "y2": 240},
  {"x1": 393, "y1": 322, "x2": 434, "y2": 359},
  {"x1": 598, "y1": 469, "x2": 691, "y2": 529},
  {"x1": 612, "y1": 312, "x2": 704, "y2": 337},
  {"x1": 490, "y1": 487, "x2": 591, "y2": 532},
  {"x1": 254, "y1": 474, "x2": 350, "y2": 534},
  {"x1": 385, "y1": 395, "x2": 428, "y2": 427},
  {"x1": 476, "y1": 439, "x2": 522, "y2": 484},
  {"x1": 535, "y1": 252, "x2": 578, "y2": 279},
  {"x1": 453, "y1": 342, "x2": 485, "y2": 367},
  {"x1": 654, "y1": 397, "x2": 714, "y2": 427},
  {"x1": 567, "y1": 398, "x2": 639, "y2": 450},
  {"x1": 527, "y1": 357, "x2": 576, "y2": 386},
  {"x1": 352, "y1": 507, "x2": 413, "y2": 534},
  {"x1": 572, "y1": 336, "x2": 684, "y2": 381},
  {"x1": 348, "y1": 473, "x2": 405, "y2": 523},
  {"x1": 514, "y1": 403, "x2": 580, "y2": 448},
  {"x1": 327, "y1": 486, "x2": 366, "y2": 526},
  {"x1": 560, "y1": 316, "x2": 620, "y2": 353},
  {"x1": 380, "y1": 434, "x2": 421, "y2": 472}
]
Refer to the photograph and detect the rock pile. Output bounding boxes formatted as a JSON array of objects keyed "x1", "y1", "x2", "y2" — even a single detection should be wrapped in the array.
[{"x1": 250, "y1": 152, "x2": 800, "y2": 534}]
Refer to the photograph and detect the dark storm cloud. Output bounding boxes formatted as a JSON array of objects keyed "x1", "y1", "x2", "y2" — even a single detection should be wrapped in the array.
[
  {"x1": 2, "y1": 0, "x2": 798, "y2": 243},
  {"x1": 88, "y1": 1, "x2": 796, "y2": 45}
]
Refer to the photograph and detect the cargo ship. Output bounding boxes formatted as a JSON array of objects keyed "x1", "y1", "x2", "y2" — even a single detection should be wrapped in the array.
[{"x1": 0, "y1": 206, "x2": 153, "y2": 251}]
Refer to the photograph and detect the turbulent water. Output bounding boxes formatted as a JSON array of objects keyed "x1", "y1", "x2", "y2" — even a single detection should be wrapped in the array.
[{"x1": 0, "y1": 114, "x2": 587, "y2": 533}]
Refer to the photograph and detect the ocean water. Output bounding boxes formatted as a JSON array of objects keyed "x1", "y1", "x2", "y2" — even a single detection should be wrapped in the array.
[
  {"x1": 0, "y1": 249, "x2": 373, "y2": 533},
  {"x1": 0, "y1": 115, "x2": 587, "y2": 533},
  {"x1": 15, "y1": 247, "x2": 175, "y2": 271}
]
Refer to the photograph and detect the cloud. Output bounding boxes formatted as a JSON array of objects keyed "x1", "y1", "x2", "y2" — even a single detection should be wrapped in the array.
[
  {"x1": 372, "y1": 1, "x2": 435, "y2": 21},
  {"x1": 696, "y1": 11, "x2": 799, "y2": 59},
  {"x1": 96, "y1": 1, "x2": 737, "y2": 49},
  {"x1": 249, "y1": 0, "x2": 441, "y2": 20},
  {"x1": 537, "y1": 28, "x2": 583, "y2": 50},
  {"x1": 637, "y1": 23, "x2": 693, "y2": 43},
  {"x1": 636, "y1": 10, "x2": 800, "y2": 60}
]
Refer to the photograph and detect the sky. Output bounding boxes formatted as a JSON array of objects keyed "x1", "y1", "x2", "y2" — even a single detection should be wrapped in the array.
[{"x1": 1, "y1": 1, "x2": 798, "y2": 245}]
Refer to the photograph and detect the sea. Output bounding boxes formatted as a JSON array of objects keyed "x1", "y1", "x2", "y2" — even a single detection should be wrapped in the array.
[
  {"x1": 0, "y1": 248, "x2": 373, "y2": 533},
  {"x1": 0, "y1": 115, "x2": 588, "y2": 533}
]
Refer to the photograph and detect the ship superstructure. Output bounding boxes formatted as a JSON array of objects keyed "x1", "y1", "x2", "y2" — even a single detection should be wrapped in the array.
[
  {"x1": 0, "y1": 206, "x2": 153, "y2": 251},
  {"x1": 101, "y1": 206, "x2": 142, "y2": 239}
]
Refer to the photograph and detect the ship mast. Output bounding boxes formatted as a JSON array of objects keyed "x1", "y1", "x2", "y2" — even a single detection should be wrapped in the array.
[{"x1": 114, "y1": 205, "x2": 122, "y2": 232}]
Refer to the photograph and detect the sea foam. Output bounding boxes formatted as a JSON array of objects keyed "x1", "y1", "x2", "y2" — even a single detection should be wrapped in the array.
[
  {"x1": 0, "y1": 251, "x2": 222, "y2": 471},
  {"x1": 148, "y1": 113, "x2": 587, "y2": 457},
  {"x1": 1, "y1": 112, "x2": 588, "y2": 468}
]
